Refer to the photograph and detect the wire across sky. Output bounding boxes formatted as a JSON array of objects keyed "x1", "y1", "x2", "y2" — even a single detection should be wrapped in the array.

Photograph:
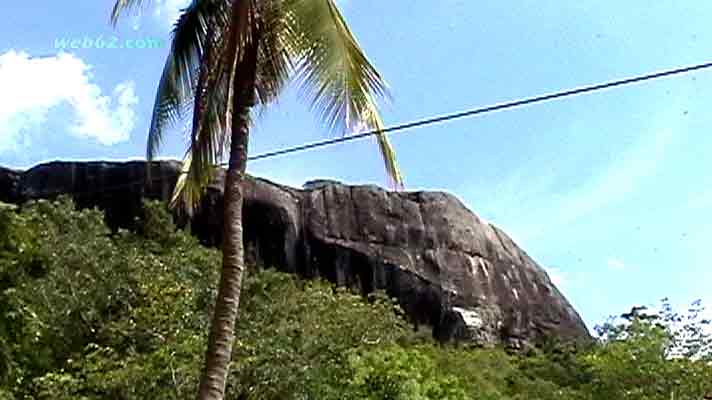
[
  {"x1": 25, "y1": 59, "x2": 712, "y2": 197},
  {"x1": 238, "y1": 60, "x2": 712, "y2": 164}
]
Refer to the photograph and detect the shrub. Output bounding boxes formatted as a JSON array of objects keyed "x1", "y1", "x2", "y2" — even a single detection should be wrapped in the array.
[{"x1": 1, "y1": 198, "x2": 711, "y2": 399}]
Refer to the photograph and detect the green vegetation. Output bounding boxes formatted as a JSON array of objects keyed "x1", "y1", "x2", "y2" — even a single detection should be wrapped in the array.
[{"x1": 1, "y1": 198, "x2": 711, "y2": 399}]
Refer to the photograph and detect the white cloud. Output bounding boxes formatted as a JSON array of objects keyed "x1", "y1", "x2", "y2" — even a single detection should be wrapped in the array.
[
  {"x1": 0, "y1": 50, "x2": 138, "y2": 154},
  {"x1": 607, "y1": 258, "x2": 626, "y2": 270}
]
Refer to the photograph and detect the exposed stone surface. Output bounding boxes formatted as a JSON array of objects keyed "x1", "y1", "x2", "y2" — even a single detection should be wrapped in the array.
[
  {"x1": 0, "y1": 166, "x2": 22, "y2": 204},
  {"x1": 0, "y1": 161, "x2": 590, "y2": 347}
]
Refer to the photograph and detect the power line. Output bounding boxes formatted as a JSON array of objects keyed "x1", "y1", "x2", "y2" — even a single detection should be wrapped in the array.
[
  {"x1": 240, "y1": 60, "x2": 712, "y2": 163},
  {"x1": 17, "y1": 59, "x2": 712, "y2": 199}
]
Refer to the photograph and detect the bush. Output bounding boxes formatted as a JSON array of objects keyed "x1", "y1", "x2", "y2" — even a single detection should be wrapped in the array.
[
  {"x1": 0, "y1": 198, "x2": 219, "y2": 398},
  {"x1": 1, "y1": 198, "x2": 711, "y2": 399},
  {"x1": 0, "y1": 198, "x2": 411, "y2": 399}
]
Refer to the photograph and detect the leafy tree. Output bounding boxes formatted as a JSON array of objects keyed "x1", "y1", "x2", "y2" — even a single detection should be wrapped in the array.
[
  {"x1": 582, "y1": 302, "x2": 712, "y2": 400},
  {"x1": 344, "y1": 345, "x2": 469, "y2": 400},
  {"x1": 226, "y1": 272, "x2": 409, "y2": 399},
  {"x1": 110, "y1": 1, "x2": 403, "y2": 398},
  {"x1": 0, "y1": 198, "x2": 218, "y2": 398},
  {"x1": 659, "y1": 298, "x2": 712, "y2": 360},
  {"x1": 0, "y1": 198, "x2": 412, "y2": 399},
  {"x1": 3, "y1": 199, "x2": 712, "y2": 400}
]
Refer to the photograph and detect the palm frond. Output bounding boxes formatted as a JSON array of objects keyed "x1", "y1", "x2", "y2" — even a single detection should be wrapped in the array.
[
  {"x1": 365, "y1": 106, "x2": 405, "y2": 189},
  {"x1": 253, "y1": 0, "x2": 293, "y2": 107},
  {"x1": 111, "y1": 0, "x2": 152, "y2": 25},
  {"x1": 171, "y1": 0, "x2": 260, "y2": 211},
  {"x1": 170, "y1": 150, "x2": 215, "y2": 214},
  {"x1": 147, "y1": 0, "x2": 230, "y2": 161},
  {"x1": 280, "y1": 0, "x2": 403, "y2": 186},
  {"x1": 171, "y1": 14, "x2": 228, "y2": 212}
]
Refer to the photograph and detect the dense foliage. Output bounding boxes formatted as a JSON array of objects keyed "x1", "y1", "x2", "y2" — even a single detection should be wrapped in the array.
[{"x1": 1, "y1": 198, "x2": 710, "y2": 399}]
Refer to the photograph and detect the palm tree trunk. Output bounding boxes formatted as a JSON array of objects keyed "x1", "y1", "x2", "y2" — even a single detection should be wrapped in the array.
[{"x1": 197, "y1": 29, "x2": 260, "y2": 400}]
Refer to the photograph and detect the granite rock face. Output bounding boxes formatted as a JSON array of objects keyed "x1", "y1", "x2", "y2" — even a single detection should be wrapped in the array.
[{"x1": 0, "y1": 161, "x2": 590, "y2": 347}]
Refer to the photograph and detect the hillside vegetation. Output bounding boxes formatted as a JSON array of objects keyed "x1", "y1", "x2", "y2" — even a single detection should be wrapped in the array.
[{"x1": 1, "y1": 198, "x2": 710, "y2": 399}]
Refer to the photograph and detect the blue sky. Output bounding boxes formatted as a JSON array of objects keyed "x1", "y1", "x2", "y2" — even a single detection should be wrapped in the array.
[{"x1": 1, "y1": 1, "x2": 711, "y2": 328}]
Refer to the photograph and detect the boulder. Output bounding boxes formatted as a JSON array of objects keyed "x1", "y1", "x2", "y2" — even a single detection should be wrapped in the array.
[{"x1": 0, "y1": 160, "x2": 590, "y2": 347}]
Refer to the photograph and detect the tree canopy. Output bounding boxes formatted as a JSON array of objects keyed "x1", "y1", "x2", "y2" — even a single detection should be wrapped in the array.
[{"x1": 1, "y1": 199, "x2": 711, "y2": 399}]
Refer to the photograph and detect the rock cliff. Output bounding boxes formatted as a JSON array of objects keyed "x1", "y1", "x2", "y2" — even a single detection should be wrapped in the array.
[{"x1": 0, "y1": 161, "x2": 590, "y2": 347}]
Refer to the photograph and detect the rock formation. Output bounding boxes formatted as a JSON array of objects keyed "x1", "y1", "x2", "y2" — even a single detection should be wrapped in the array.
[{"x1": 0, "y1": 161, "x2": 590, "y2": 347}]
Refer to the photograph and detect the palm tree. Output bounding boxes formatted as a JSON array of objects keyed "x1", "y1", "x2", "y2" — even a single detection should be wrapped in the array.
[{"x1": 111, "y1": 1, "x2": 403, "y2": 399}]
